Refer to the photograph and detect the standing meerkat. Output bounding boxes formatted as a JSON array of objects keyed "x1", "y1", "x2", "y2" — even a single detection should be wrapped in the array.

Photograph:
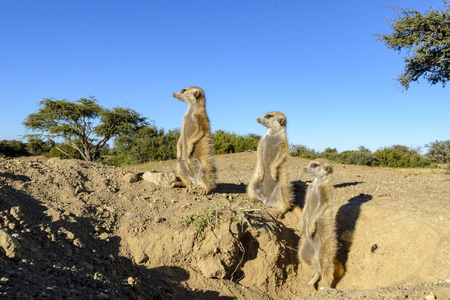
[
  {"x1": 247, "y1": 111, "x2": 301, "y2": 218},
  {"x1": 173, "y1": 86, "x2": 216, "y2": 194},
  {"x1": 299, "y1": 158, "x2": 344, "y2": 288}
]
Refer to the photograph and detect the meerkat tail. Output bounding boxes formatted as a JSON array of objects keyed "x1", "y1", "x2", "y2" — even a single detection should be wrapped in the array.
[{"x1": 333, "y1": 258, "x2": 345, "y2": 279}]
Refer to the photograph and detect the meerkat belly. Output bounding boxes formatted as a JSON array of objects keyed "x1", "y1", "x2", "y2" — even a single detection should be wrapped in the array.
[
  {"x1": 182, "y1": 114, "x2": 196, "y2": 141},
  {"x1": 302, "y1": 184, "x2": 320, "y2": 227},
  {"x1": 261, "y1": 136, "x2": 280, "y2": 196},
  {"x1": 179, "y1": 111, "x2": 197, "y2": 159}
]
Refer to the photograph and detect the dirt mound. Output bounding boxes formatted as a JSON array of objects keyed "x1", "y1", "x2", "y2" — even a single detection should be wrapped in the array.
[{"x1": 0, "y1": 154, "x2": 449, "y2": 299}]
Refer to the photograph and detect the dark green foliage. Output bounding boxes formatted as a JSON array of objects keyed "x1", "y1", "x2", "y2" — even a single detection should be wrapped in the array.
[
  {"x1": 374, "y1": 145, "x2": 431, "y2": 168},
  {"x1": 104, "y1": 126, "x2": 180, "y2": 166},
  {"x1": 212, "y1": 131, "x2": 260, "y2": 155},
  {"x1": 377, "y1": 1, "x2": 450, "y2": 89},
  {"x1": 48, "y1": 144, "x2": 83, "y2": 159},
  {"x1": 289, "y1": 144, "x2": 319, "y2": 159},
  {"x1": 320, "y1": 148, "x2": 339, "y2": 162},
  {"x1": 290, "y1": 144, "x2": 431, "y2": 168},
  {"x1": 425, "y1": 140, "x2": 450, "y2": 163},
  {"x1": 0, "y1": 140, "x2": 29, "y2": 157},
  {"x1": 338, "y1": 150, "x2": 380, "y2": 167},
  {"x1": 26, "y1": 138, "x2": 55, "y2": 156},
  {"x1": 23, "y1": 97, "x2": 147, "y2": 161}
]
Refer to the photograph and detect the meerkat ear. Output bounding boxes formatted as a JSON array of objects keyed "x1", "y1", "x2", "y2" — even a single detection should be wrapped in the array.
[
  {"x1": 324, "y1": 164, "x2": 333, "y2": 174},
  {"x1": 278, "y1": 117, "x2": 286, "y2": 127},
  {"x1": 192, "y1": 89, "x2": 203, "y2": 99}
]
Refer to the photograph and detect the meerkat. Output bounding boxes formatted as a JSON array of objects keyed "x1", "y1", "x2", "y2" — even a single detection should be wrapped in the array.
[
  {"x1": 172, "y1": 86, "x2": 216, "y2": 194},
  {"x1": 247, "y1": 111, "x2": 301, "y2": 218},
  {"x1": 299, "y1": 158, "x2": 344, "y2": 288}
]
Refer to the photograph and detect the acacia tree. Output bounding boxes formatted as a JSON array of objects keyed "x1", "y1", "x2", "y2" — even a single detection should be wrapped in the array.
[
  {"x1": 377, "y1": 1, "x2": 450, "y2": 89},
  {"x1": 426, "y1": 140, "x2": 450, "y2": 163},
  {"x1": 23, "y1": 97, "x2": 147, "y2": 161}
]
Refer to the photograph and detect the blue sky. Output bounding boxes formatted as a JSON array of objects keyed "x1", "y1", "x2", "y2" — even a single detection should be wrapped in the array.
[{"x1": 1, "y1": 0, "x2": 448, "y2": 153}]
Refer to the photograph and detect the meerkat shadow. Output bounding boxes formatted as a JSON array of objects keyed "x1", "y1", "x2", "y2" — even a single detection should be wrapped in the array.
[
  {"x1": 334, "y1": 181, "x2": 364, "y2": 189},
  {"x1": 291, "y1": 180, "x2": 307, "y2": 208},
  {"x1": 215, "y1": 183, "x2": 248, "y2": 194},
  {"x1": 334, "y1": 193, "x2": 373, "y2": 282}
]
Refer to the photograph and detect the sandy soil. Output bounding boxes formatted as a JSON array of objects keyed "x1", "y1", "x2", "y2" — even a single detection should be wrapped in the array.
[{"x1": 0, "y1": 153, "x2": 449, "y2": 299}]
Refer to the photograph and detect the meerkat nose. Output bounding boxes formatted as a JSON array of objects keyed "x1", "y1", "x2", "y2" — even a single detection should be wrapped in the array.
[{"x1": 257, "y1": 118, "x2": 261, "y2": 123}]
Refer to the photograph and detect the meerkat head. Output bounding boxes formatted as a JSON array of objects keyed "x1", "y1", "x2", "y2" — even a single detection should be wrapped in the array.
[
  {"x1": 173, "y1": 86, "x2": 206, "y2": 106},
  {"x1": 304, "y1": 158, "x2": 333, "y2": 178},
  {"x1": 257, "y1": 111, "x2": 287, "y2": 131}
]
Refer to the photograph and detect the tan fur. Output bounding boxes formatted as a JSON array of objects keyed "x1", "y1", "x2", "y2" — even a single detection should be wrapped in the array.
[
  {"x1": 173, "y1": 87, "x2": 216, "y2": 194},
  {"x1": 247, "y1": 111, "x2": 293, "y2": 218},
  {"x1": 299, "y1": 158, "x2": 344, "y2": 288}
]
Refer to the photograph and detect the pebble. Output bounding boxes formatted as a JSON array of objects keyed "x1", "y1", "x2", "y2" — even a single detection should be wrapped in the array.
[
  {"x1": 10, "y1": 207, "x2": 23, "y2": 220},
  {"x1": 425, "y1": 293, "x2": 436, "y2": 300},
  {"x1": 73, "y1": 238, "x2": 85, "y2": 248},
  {"x1": 0, "y1": 229, "x2": 22, "y2": 260},
  {"x1": 123, "y1": 173, "x2": 140, "y2": 184},
  {"x1": 127, "y1": 277, "x2": 137, "y2": 286}
]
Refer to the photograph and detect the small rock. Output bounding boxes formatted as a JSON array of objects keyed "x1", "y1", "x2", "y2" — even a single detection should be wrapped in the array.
[
  {"x1": 98, "y1": 233, "x2": 109, "y2": 240},
  {"x1": 197, "y1": 256, "x2": 226, "y2": 279},
  {"x1": 0, "y1": 229, "x2": 22, "y2": 260},
  {"x1": 66, "y1": 231, "x2": 75, "y2": 240},
  {"x1": 127, "y1": 277, "x2": 137, "y2": 286},
  {"x1": 8, "y1": 222, "x2": 16, "y2": 230},
  {"x1": 142, "y1": 171, "x2": 181, "y2": 188},
  {"x1": 123, "y1": 173, "x2": 140, "y2": 184},
  {"x1": 73, "y1": 238, "x2": 85, "y2": 248},
  {"x1": 0, "y1": 277, "x2": 9, "y2": 283},
  {"x1": 134, "y1": 251, "x2": 149, "y2": 264},
  {"x1": 425, "y1": 293, "x2": 436, "y2": 300},
  {"x1": 9, "y1": 207, "x2": 23, "y2": 220}
]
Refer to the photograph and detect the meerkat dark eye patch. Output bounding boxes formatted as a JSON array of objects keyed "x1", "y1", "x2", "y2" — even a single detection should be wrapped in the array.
[
  {"x1": 311, "y1": 163, "x2": 318, "y2": 168},
  {"x1": 181, "y1": 89, "x2": 187, "y2": 93},
  {"x1": 266, "y1": 114, "x2": 273, "y2": 118}
]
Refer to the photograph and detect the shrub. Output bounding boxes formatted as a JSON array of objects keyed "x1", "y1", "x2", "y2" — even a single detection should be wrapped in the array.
[
  {"x1": 338, "y1": 150, "x2": 379, "y2": 167},
  {"x1": 374, "y1": 145, "x2": 431, "y2": 168},
  {"x1": 212, "y1": 131, "x2": 260, "y2": 155},
  {"x1": 0, "y1": 140, "x2": 29, "y2": 157},
  {"x1": 320, "y1": 148, "x2": 339, "y2": 162},
  {"x1": 289, "y1": 144, "x2": 319, "y2": 159},
  {"x1": 27, "y1": 138, "x2": 55, "y2": 156},
  {"x1": 108, "y1": 126, "x2": 180, "y2": 165},
  {"x1": 48, "y1": 144, "x2": 83, "y2": 159}
]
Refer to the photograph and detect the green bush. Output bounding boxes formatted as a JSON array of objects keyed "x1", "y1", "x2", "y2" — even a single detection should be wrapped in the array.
[
  {"x1": 0, "y1": 140, "x2": 29, "y2": 157},
  {"x1": 107, "y1": 126, "x2": 180, "y2": 165},
  {"x1": 48, "y1": 144, "x2": 83, "y2": 159},
  {"x1": 289, "y1": 144, "x2": 319, "y2": 159},
  {"x1": 320, "y1": 148, "x2": 339, "y2": 162},
  {"x1": 26, "y1": 138, "x2": 55, "y2": 156},
  {"x1": 212, "y1": 131, "x2": 260, "y2": 155},
  {"x1": 374, "y1": 145, "x2": 431, "y2": 168},
  {"x1": 338, "y1": 150, "x2": 379, "y2": 166}
]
